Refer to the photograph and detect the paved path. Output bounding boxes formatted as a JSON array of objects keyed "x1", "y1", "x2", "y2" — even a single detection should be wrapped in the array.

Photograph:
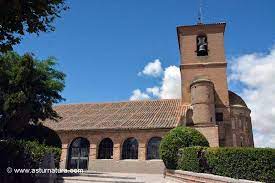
[{"x1": 57, "y1": 171, "x2": 166, "y2": 183}]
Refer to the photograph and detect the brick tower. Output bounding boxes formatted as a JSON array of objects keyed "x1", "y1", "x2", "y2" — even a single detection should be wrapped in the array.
[{"x1": 177, "y1": 22, "x2": 231, "y2": 146}]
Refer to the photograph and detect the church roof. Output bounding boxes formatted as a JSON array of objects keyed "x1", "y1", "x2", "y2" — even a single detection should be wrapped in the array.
[
  {"x1": 228, "y1": 90, "x2": 248, "y2": 107},
  {"x1": 44, "y1": 99, "x2": 188, "y2": 131}
]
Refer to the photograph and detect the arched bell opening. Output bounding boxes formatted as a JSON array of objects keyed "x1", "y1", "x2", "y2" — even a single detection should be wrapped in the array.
[{"x1": 196, "y1": 33, "x2": 208, "y2": 56}]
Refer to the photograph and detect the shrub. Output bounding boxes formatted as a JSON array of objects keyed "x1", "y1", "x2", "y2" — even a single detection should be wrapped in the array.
[
  {"x1": 179, "y1": 147, "x2": 275, "y2": 183},
  {"x1": 159, "y1": 126, "x2": 209, "y2": 169},
  {"x1": 0, "y1": 139, "x2": 61, "y2": 183},
  {"x1": 21, "y1": 140, "x2": 61, "y2": 168}
]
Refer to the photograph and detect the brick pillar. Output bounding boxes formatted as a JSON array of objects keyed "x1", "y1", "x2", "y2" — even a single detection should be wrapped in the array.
[
  {"x1": 60, "y1": 144, "x2": 68, "y2": 169},
  {"x1": 90, "y1": 143, "x2": 97, "y2": 160},
  {"x1": 139, "y1": 138, "x2": 146, "y2": 160},
  {"x1": 113, "y1": 143, "x2": 121, "y2": 160}
]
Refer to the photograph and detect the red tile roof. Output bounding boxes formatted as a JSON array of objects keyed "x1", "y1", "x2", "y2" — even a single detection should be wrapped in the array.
[{"x1": 44, "y1": 99, "x2": 188, "y2": 131}]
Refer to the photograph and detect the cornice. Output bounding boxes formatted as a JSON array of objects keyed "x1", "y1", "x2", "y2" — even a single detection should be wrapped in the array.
[{"x1": 180, "y1": 62, "x2": 227, "y2": 69}]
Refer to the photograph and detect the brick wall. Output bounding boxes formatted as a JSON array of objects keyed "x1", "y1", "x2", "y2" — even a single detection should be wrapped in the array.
[
  {"x1": 57, "y1": 126, "x2": 220, "y2": 172},
  {"x1": 57, "y1": 129, "x2": 170, "y2": 169}
]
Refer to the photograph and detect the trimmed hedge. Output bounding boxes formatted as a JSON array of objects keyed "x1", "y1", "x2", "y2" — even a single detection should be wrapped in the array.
[
  {"x1": 159, "y1": 127, "x2": 209, "y2": 169},
  {"x1": 179, "y1": 146, "x2": 275, "y2": 183},
  {"x1": 0, "y1": 139, "x2": 61, "y2": 183}
]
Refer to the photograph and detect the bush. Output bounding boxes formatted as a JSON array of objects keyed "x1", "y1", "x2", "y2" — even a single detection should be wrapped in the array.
[
  {"x1": 0, "y1": 139, "x2": 61, "y2": 183},
  {"x1": 159, "y1": 127, "x2": 209, "y2": 169},
  {"x1": 21, "y1": 140, "x2": 61, "y2": 168},
  {"x1": 179, "y1": 147, "x2": 275, "y2": 183}
]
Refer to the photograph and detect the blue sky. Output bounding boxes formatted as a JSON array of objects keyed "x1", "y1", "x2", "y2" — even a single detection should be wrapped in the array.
[{"x1": 14, "y1": 0, "x2": 275, "y2": 104}]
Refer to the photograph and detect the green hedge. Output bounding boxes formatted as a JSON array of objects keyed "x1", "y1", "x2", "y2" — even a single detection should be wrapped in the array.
[
  {"x1": 179, "y1": 146, "x2": 275, "y2": 183},
  {"x1": 159, "y1": 127, "x2": 209, "y2": 169},
  {"x1": 0, "y1": 139, "x2": 61, "y2": 183}
]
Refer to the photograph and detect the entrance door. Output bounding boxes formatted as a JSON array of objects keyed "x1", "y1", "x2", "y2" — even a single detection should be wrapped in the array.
[{"x1": 68, "y1": 137, "x2": 90, "y2": 169}]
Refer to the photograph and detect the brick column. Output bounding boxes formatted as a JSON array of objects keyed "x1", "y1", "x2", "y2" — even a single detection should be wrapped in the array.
[
  {"x1": 60, "y1": 144, "x2": 68, "y2": 169},
  {"x1": 138, "y1": 137, "x2": 147, "y2": 160},
  {"x1": 113, "y1": 142, "x2": 121, "y2": 160},
  {"x1": 90, "y1": 143, "x2": 97, "y2": 160}
]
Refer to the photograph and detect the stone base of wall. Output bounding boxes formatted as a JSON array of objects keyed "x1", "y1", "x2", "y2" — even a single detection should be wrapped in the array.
[
  {"x1": 165, "y1": 169, "x2": 261, "y2": 183},
  {"x1": 89, "y1": 159, "x2": 165, "y2": 174},
  {"x1": 194, "y1": 125, "x2": 219, "y2": 147}
]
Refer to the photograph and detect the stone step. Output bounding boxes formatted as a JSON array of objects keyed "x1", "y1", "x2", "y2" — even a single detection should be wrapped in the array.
[
  {"x1": 60, "y1": 171, "x2": 137, "y2": 180},
  {"x1": 57, "y1": 175, "x2": 144, "y2": 183}
]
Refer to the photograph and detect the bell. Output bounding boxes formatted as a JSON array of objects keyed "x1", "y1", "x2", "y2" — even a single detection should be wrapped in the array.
[
  {"x1": 199, "y1": 44, "x2": 206, "y2": 52},
  {"x1": 197, "y1": 36, "x2": 208, "y2": 56}
]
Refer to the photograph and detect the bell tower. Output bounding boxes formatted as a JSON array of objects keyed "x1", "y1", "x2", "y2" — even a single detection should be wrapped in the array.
[
  {"x1": 177, "y1": 22, "x2": 229, "y2": 107},
  {"x1": 176, "y1": 22, "x2": 253, "y2": 147},
  {"x1": 177, "y1": 22, "x2": 230, "y2": 139}
]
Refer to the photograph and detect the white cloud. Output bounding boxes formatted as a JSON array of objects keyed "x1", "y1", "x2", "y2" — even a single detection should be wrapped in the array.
[
  {"x1": 146, "y1": 87, "x2": 160, "y2": 97},
  {"x1": 138, "y1": 59, "x2": 163, "y2": 77},
  {"x1": 130, "y1": 59, "x2": 181, "y2": 100},
  {"x1": 229, "y1": 47, "x2": 275, "y2": 148},
  {"x1": 160, "y1": 66, "x2": 181, "y2": 99},
  {"x1": 129, "y1": 89, "x2": 150, "y2": 101}
]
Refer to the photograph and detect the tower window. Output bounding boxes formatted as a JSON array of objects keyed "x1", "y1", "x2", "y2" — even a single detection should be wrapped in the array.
[
  {"x1": 197, "y1": 35, "x2": 208, "y2": 56},
  {"x1": 215, "y1": 112, "x2": 223, "y2": 121}
]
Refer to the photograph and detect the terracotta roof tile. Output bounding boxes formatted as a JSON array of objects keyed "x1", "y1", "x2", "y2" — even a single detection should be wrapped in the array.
[{"x1": 44, "y1": 99, "x2": 189, "y2": 131}]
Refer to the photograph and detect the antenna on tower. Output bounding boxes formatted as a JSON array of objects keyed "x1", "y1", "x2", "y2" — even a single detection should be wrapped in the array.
[{"x1": 197, "y1": 0, "x2": 203, "y2": 24}]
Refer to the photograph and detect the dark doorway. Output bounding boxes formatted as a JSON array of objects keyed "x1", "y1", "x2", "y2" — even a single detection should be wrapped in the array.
[{"x1": 68, "y1": 137, "x2": 90, "y2": 169}]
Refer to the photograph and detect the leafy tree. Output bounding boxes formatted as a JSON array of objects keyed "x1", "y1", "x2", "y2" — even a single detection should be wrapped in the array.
[
  {"x1": 0, "y1": 52, "x2": 65, "y2": 137},
  {"x1": 0, "y1": 0, "x2": 68, "y2": 53}
]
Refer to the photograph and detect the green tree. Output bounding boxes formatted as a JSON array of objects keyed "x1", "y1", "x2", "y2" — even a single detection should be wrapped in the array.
[
  {"x1": 0, "y1": 0, "x2": 68, "y2": 53},
  {"x1": 0, "y1": 52, "x2": 65, "y2": 137}
]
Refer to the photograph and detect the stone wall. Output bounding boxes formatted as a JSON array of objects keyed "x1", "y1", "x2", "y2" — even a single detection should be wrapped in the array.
[
  {"x1": 90, "y1": 159, "x2": 165, "y2": 174},
  {"x1": 165, "y1": 169, "x2": 261, "y2": 183},
  {"x1": 194, "y1": 125, "x2": 219, "y2": 147}
]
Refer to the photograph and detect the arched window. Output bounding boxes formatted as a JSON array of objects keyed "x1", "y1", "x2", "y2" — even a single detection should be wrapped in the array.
[
  {"x1": 147, "y1": 137, "x2": 162, "y2": 160},
  {"x1": 98, "y1": 138, "x2": 113, "y2": 159},
  {"x1": 68, "y1": 137, "x2": 89, "y2": 170},
  {"x1": 122, "y1": 137, "x2": 138, "y2": 159}
]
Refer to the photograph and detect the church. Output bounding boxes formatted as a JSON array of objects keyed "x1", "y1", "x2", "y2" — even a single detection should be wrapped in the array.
[{"x1": 45, "y1": 22, "x2": 254, "y2": 173}]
